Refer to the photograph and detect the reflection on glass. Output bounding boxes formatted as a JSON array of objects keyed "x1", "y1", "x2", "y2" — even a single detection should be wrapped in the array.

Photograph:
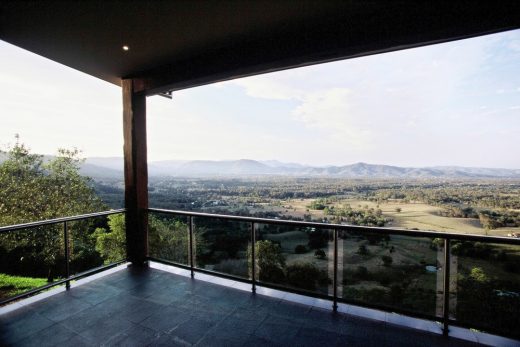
[
  {"x1": 70, "y1": 213, "x2": 127, "y2": 275},
  {"x1": 148, "y1": 213, "x2": 189, "y2": 265},
  {"x1": 0, "y1": 225, "x2": 64, "y2": 300},
  {"x1": 338, "y1": 231, "x2": 441, "y2": 317},
  {"x1": 193, "y1": 217, "x2": 250, "y2": 279},
  {"x1": 255, "y1": 223, "x2": 333, "y2": 296},
  {"x1": 451, "y1": 241, "x2": 520, "y2": 338}
]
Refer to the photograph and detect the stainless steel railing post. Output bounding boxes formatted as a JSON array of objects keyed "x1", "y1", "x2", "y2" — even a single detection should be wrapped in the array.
[
  {"x1": 333, "y1": 228, "x2": 338, "y2": 312},
  {"x1": 443, "y1": 238, "x2": 451, "y2": 336},
  {"x1": 189, "y1": 216, "x2": 194, "y2": 278},
  {"x1": 251, "y1": 221, "x2": 256, "y2": 293},
  {"x1": 64, "y1": 221, "x2": 71, "y2": 290}
]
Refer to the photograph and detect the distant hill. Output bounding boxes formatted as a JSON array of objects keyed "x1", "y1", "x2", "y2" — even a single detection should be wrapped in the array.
[
  {"x1": 2, "y1": 154, "x2": 520, "y2": 179},
  {"x1": 81, "y1": 158, "x2": 520, "y2": 179}
]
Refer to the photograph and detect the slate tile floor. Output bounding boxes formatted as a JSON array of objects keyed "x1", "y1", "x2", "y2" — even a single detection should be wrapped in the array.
[{"x1": 1, "y1": 267, "x2": 482, "y2": 346}]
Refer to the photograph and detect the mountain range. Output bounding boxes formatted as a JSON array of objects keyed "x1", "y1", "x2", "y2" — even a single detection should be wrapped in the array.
[
  {"x1": 83, "y1": 158, "x2": 520, "y2": 179},
  {"x1": 1, "y1": 153, "x2": 519, "y2": 179}
]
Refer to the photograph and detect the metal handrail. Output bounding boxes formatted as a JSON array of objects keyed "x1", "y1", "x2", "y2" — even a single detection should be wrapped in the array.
[
  {"x1": 148, "y1": 207, "x2": 520, "y2": 338},
  {"x1": 0, "y1": 209, "x2": 126, "y2": 233},
  {"x1": 148, "y1": 207, "x2": 520, "y2": 245},
  {"x1": 2, "y1": 207, "x2": 518, "y2": 338},
  {"x1": 0, "y1": 209, "x2": 127, "y2": 306}
]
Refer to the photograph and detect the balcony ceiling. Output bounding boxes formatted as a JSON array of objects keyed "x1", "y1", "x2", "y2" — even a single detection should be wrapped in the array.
[{"x1": 1, "y1": 1, "x2": 519, "y2": 95}]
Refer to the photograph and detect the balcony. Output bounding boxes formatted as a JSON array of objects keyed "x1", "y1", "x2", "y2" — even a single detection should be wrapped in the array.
[
  {"x1": 1, "y1": 209, "x2": 519, "y2": 346},
  {"x1": 1, "y1": 262, "x2": 493, "y2": 347},
  {"x1": 2, "y1": 3, "x2": 520, "y2": 346}
]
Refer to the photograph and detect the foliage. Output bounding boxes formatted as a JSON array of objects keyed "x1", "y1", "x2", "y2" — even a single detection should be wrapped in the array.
[
  {"x1": 325, "y1": 204, "x2": 388, "y2": 227},
  {"x1": 0, "y1": 139, "x2": 106, "y2": 280},
  {"x1": 457, "y1": 267, "x2": 520, "y2": 338},
  {"x1": 0, "y1": 140, "x2": 104, "y2": 225},
  {"x1": 469, "y1": 267, "x2": 488, "y2": 282},
  {"x1": 92, "y1": 214, "x2": 126, "y2": 264},
  {"x1": 286, "y1": 262, "x2": 329, "y2": 291},
  {"x1": 248, "y1": 240, "x2": 286, "y2": 283},
  {"x1": 308, "y1": 198, "x2": 328, "y2": 210},
  {"x1": 451, "y1": 241, "x2": 494, "y2": 259}
]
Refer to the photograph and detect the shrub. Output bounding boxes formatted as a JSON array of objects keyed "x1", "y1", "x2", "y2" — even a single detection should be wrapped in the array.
[
  {"x1": 286, "y1": 262, "x2": 329, "y2": 291},
  {"x1": 259, "y1": 264, "x2": 286, "y2": 283},
  {"x1": 248, "y1": 240, "x2": 286, "y2": 284}
]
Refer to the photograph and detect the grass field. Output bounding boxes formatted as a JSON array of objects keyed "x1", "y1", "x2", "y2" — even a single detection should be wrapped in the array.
[
  {"x1": 272, "y1": 198, "x2": 520, "y2": 237},
  {"x1": 0, "y1": 273, "x2": 47, "y2": 300}
]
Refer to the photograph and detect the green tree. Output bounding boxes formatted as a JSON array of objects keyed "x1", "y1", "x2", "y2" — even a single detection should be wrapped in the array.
[
  {"x1": 469, "y1": 267, "x2": 488, "y2": 282},
  {"x1": 0, "y1": 139, "x2": 105, "y2": 280},
  {"x1": 248, "y1": 240, "x2": 286, "y2": 283},
  {"x1": 148, "y1": 216, "x2": 206, "y2": 264},
  {"x1": 0, "y1": 140, "x2": 104, "y2": 225},
  {"x1": 92, "y1": 214, "x2": 126, "y2": 264},
  {"x1": 286, "y1": 262, "x2": 329, "y2": 291}
]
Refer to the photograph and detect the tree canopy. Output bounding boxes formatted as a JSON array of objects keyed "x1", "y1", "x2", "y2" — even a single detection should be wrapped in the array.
[
  {"x1": 0, "y1": 138, "x2": 105, "y2": 226},
  {"x1": 0, "y1": 138, "x2": 108, "y2": 281}
]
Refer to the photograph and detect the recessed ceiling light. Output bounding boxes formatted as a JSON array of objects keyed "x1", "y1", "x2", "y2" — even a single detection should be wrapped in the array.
[{"x1": 122, "y1": 45, "x2": 129, "y2": 51}]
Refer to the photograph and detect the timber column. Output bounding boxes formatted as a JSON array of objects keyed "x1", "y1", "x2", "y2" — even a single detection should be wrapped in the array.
[{"x1": 122, "y1": 79, "x2": 148, "y2": 266}]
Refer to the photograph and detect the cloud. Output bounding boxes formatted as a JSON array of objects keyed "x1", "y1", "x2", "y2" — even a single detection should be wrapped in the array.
[
  {"x1": 231, "y1": 77, "x2": 303, "y2": 100},
  {"x1": 291, "y1": 88, "x2": 373, "y2": 148}
]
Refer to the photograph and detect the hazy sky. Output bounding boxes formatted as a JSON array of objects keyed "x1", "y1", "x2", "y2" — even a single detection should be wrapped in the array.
[{"x1": 1, "y1": 29, "x2": 519, "y2": 168}]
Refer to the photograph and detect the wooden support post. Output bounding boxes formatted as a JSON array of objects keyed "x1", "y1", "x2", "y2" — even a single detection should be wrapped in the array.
[{"x1": 123, "y1": 79, "x2": 148, "y2": 266}]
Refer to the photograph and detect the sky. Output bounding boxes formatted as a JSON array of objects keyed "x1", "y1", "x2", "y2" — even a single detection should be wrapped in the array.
[{"x1": 1, "y1": 29, "x2": 519, "y2": 168}]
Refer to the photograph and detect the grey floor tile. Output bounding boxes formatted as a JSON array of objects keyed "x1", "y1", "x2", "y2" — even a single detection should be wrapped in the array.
[
  {"x1": 1, "y1": 267, "x2": 495, "y2": 347},
  {"x1": 253, "y1": 316, "x2": 301, "y2": 345},
  {"x1": 103, "y1": 322, "x2": 159, "y2": 346},
  {"x1": 140, "y1": 305, "x2": 192, "y2": 333},
  {"x1": 115, "y1": 297, "x2": 164, "y2": 323},
  {"x1": 68, "y1": 282, "x2": 123, "y2": 305},
  {"x1": 0, "y1": 310, "x2": 55, "y2": 345},
  {"x1": 196, "y1": 332, "x2": 250, "y2": 347},
  {"x1": 60, "y1": 302, "x2": 116, "y2": 333},
  {"x1": 14, "y1": 323, "x2": 78, "y2": 347},
  {"x1": 146, "y1": 332, "x2": 188, "y2": 346},
  {"x1": 214, "y1": 315, "x2": 265, "y2": 336},
  {"x1": 242, "y1": 335, "x2": 279, "y2": 346},
  {"x1": 170, "y1": 316, "x2": 217, "y2": 345},
  {"x1": 293, "y1": 327, "x2": 344, "y2": 347},
  {"x1": 29, "y1": 293, "x2": 92, "y2": 322},
  {"x1": 63, "y1": 333, "x2": 98, "y2": 346},
  {"x1": 78, "y1": 316, "x2": 134, "y2": 344}
]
